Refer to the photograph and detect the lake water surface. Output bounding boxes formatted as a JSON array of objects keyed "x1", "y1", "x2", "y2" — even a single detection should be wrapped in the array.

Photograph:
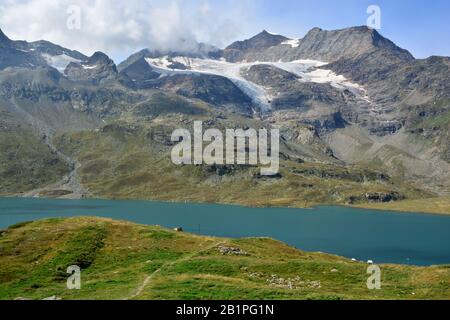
[{"x1": 0, "y1": 197, "x2": 449, "y2": 266}]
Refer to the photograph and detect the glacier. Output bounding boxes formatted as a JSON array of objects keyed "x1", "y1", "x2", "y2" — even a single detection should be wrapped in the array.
[{"x1": 145, "y1": 56, "x2": 369, "y2": 112}]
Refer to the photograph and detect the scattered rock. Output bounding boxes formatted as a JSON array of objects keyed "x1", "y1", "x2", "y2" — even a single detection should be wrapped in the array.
[
  {"x1": 331, "y1": 269, "x2": 339, "y2": 273},
  {"x1": 218, "y1": 246, "x2": 248, "y2": 256},
  {"x1": 253, "y1": 172, "x2": 282, "y2": 180},
  {"x1": 204, "y1": 164, "x2": 236, "y2": 176},
  {"x1": 173, "y1": 227, "x2": 183, "y2": 232},
  {"x1": 266, "y1": 274, "x2": 321, "y2": 290},
  {"x1": 364, "y1": 192, "x2": 404, "y2": 203},
  {"x1": 347, "y1": 192, "x2": 404, "y2": 204}
]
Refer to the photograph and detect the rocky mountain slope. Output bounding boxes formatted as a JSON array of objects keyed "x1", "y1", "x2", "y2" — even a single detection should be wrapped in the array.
[
  {"x1": 222, "y1": 26, "x2": 413, "y2": 64},
  {"x1": 0, "y1": 26, "x2": 448, "y2": 211},
  {"x1": 0, "y1": 29, "x2": 87, "y2": 71}
]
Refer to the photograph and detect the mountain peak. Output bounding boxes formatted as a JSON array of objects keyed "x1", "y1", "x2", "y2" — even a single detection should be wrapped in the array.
[
  {"x1": 65, "y1": 51, "x2": 118, "y2": 85},
  {"x1": 345, "y1": 25, "x2": 385, "y2": 39},
  {"x1": 87, "y1": 51, "x2": 117, "y2": 68},
  {"x1": 0, "y1": 28, "x2": 12, "y2": 45},
  {"x1": 306, "y1": 27, "x2": 323, "y2": 34},
  {"x1": 222, "y1": 30, "x2": 289, "y2": 62},
  {"x1": 226, "y1": 29, "x2": 288, "y2": 52},
  {"x1": 255, "y1": 29, "x2": 287, "y2": 40},
  {"x1": 298, "y1": 25, "x2": 414, "y2": 62}
]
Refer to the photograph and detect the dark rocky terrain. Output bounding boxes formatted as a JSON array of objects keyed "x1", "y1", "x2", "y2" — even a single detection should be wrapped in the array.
[
  {"x1": 221, "y1": 30, "x2": 289, "y2": 62},
  {"x1": 64, "y1": 51, "x2": 119, "y2": 85}
]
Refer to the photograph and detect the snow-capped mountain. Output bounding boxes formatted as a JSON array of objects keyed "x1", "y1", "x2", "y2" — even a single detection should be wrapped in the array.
[
  {"x1": 0, "y1": 26, "x2": 449, "y2": 200},
  {"x1": 0, "y1": 28, "x2": 87, "y2": 71},
  {"x1": 220, "y1": 26, "x2": 413, "y2": 64}
]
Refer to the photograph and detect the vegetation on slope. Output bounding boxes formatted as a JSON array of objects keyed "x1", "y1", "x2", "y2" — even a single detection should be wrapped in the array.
[
  {"x1": 0, "y1": 94, "x2": 446, "y2": 213},
  {"x1": 0, "y1": 87, "x2": 446, "y2": 213},
  {"x1": 358, "y1": 196, "x2": 450, "y2": 215},
  {"x1": 0, "y1": 120, "x2": 69, "y2": 195},
  {"x1": 49, "y1": 118, "x2": 428, "y2": 209},
  {"x1": 0, "y1": 217, "x2": 448, "y2": 300}
]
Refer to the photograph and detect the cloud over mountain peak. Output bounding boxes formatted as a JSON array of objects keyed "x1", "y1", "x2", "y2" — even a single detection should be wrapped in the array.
[{"x1": 0, "y1": 0, "x2": 248, "y2": 59}]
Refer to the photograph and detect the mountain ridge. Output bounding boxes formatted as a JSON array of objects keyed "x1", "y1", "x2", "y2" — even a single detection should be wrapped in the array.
[
  {"x1": 0, "y1": 28, "x2": 88, "y2": 71},
  {"x1": 0, "y1": 26, "x2": 449, "y2": 210},
  {"x1": 217, "y1": 26, "x2": 416, "y2": 65}
]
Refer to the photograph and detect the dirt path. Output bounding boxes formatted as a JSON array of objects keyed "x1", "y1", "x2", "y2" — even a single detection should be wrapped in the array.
[{"x1": 124, "y1": 241, "x2": 226, "y2": 300}]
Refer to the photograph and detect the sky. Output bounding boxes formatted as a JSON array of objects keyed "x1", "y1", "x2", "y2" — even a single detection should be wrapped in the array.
[{"x1": 0, "y1": 0, "x2": 448, "y2": 63}]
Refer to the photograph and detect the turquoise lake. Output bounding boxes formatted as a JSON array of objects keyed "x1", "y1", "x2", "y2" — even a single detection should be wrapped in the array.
[{"x1": 0, "y1": 197, "x2": 449, "y2": 266}]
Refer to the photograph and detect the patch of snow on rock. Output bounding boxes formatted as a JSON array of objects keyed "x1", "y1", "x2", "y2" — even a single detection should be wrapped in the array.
[
  {"x1": 82, "y1": 64, "x2": 97, "y2": 70},
  {"x1": 273, "y1": 60, "x2": 369, "y2": 101},
  {"x1": 281, "y1": 39, "x2": 301, "y2": 48},
  {"x1": 145, "y1": 56, "x2": 172, "y2": 69},
  {"x1": 42, "y1": 53, "x2": 81, "y2": 72}
]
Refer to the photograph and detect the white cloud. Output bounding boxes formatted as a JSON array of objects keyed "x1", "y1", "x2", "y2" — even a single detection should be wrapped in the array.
[{"x1": 0, "y1": 0, "x2": 253, "y2": 62}]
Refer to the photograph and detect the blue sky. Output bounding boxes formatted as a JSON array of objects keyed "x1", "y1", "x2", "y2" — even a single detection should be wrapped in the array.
[{"x1": 1, "y1": 0, "x2": 448, "y2": 61}]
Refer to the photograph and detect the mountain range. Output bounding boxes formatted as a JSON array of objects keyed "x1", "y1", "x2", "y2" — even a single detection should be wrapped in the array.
[{"x1": 0, "y1": 26, "x2": 449, "y2": 212}]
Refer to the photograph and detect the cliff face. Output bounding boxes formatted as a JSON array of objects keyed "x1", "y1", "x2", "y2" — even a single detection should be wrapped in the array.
[{"x1": 64, "y1": 52, "x2": 119, "y2": 85}]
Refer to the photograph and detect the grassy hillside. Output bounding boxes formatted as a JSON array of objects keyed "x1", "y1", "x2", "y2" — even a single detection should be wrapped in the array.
[
  {"x1": 0, "y1": 88, "x2": 447, "y2": 213},
  {"x1": 357, "y1": 196, "x2": 450, "y2": 215},
  {"x1": 0, "y1": 123, "x2": 69, "y2": 195},
  {"x1": 49, "y1": 119, "x2": 429, "y2": 209},
  {"x1": 0, "y1": 217, "x2": 449, "y2": 300}
]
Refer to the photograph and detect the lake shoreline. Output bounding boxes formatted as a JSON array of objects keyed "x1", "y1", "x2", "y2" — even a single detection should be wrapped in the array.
[
  {"x1": 1, "y1": 197, "x2": 449, "y2": 266},
  {"x1": 4, "y1": 194, "x2": 450, "y2": 216}
]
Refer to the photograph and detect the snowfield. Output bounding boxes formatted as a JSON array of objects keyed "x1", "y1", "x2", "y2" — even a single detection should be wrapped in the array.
[
  {"x1": 82, "y1": 64, "x2": 98, "y2": 70},
  {"x1": 146, "y1": 57, "x2": 273, "y2": 112},
  {"x1": 145, "y1": 56, "x2": 369, "y2": 111},
  {"x1": 42, "y1": 53, "x2": 82, "y2": 72},
  {"x1": 281, "y1": 39, "x2": 301, "y2": 48}
]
